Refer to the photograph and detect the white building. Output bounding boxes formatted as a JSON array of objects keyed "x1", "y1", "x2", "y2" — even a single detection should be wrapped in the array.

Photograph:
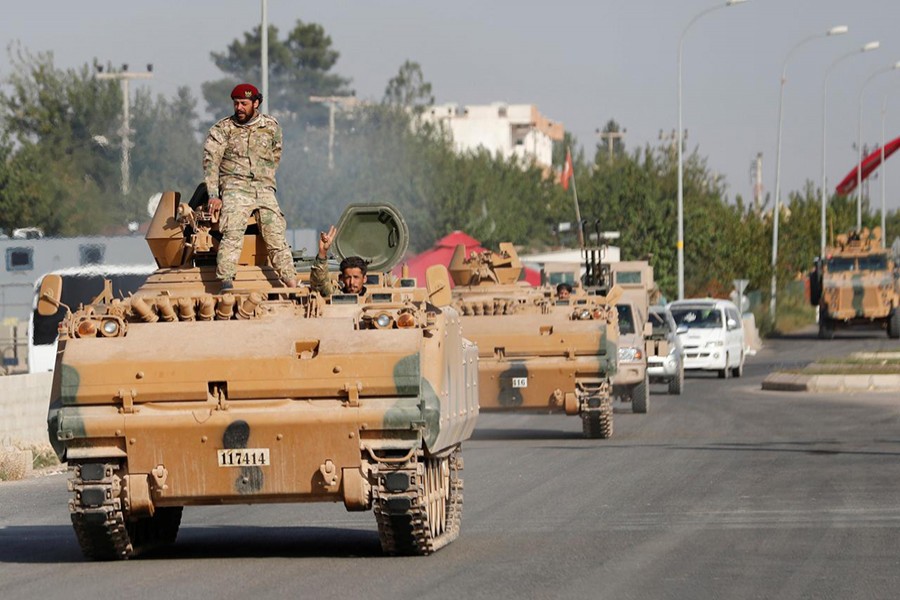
[{"x1": 420, "y1": 103, "x2": 564, "y2": 170}]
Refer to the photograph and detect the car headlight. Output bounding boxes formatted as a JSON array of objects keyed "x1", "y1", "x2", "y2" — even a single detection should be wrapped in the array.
[
  {"x1": 705, "y1": 340, "x2": 724, "y2": 348},
  {"x1": 618, "y1": 347, "x2": 643, "y2": 361}
]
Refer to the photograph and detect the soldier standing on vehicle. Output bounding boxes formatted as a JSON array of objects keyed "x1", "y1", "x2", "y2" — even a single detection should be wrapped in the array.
[
  {"x1": 203, "y1": 83, "x2": 297, "y2": 291},
  {"x1": 311, "y1": 225, "x2": 368, "y2": 296}
]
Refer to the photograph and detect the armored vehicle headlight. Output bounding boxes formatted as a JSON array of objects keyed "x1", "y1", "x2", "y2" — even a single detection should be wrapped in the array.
[
  {"x1": 76, "y1": 320, "x2": 98, "y2": 337},
  {"x1": 100, "y1": 319, "x2": 121, "y2": 337},
  {"x1": 576, "y1": 308, "x2": 592, "y2": 320},
  {"x1": 397, "y1": 312, "x2": 417, "y2": 329},
  {"x1": 374, "y1": 313, "x2": 394, "y2": 329}
]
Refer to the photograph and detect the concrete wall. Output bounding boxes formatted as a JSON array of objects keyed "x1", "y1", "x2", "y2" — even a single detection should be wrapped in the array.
[{"x1": 0, "y1": 372, "x2": 52, "y2": 447}]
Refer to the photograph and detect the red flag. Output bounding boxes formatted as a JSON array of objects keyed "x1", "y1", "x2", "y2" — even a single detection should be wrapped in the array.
[{"x1": 560, "y1": 149, "x2": 574, "y2": 191}]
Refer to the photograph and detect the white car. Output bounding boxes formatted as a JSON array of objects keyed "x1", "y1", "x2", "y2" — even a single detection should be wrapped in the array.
[
  {"x1": 668, "y1": 298, "x2": 745, "y2": 378},
  {"x1": 646, "y1": 305, "x2": 685, "y2": 394}
]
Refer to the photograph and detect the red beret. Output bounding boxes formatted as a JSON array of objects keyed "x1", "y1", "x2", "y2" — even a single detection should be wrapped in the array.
[{"x1": 231, "y1": 83, "x2": 260, "y2": 100}]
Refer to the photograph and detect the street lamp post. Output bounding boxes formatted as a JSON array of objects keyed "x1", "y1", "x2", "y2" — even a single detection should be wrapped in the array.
[
  {"x1": 820, "y1": 41, "x2": 880, "y2": 259},
  {"x1": 856, "y1": 61, "x2": 900, "y2": 230},
  {"x1": 769, "y1": 25, "x2": 847, "y2": 322},
  {"x1": 677, "y1": 0, "x2": 747, "y2": 300},
  {"x1": 881, "y1": 94, "x2": 890, "y2": 238}
]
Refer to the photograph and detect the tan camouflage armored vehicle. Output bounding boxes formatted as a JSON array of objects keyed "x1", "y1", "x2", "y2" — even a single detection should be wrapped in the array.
[
  {"x1": 449, "y1": 243, "x2": 620, "y2": 438},
  {"x1": 39, "y1": 195, "x2": 479, "y2": 560},
  {"x1": 809, "y1": 227, "x2": 900, "y2": 339},
  {"x1": 608, "y1": 261, "x2": 660, "y2": 412}
]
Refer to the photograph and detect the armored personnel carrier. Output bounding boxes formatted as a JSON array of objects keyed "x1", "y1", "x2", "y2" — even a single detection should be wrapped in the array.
[
  {"x1": 39, "y1": 195, "x2": 479, "y2": 559},
  {"x1": 809, "y1": 227, "x2": 900, "y2": 339},
  {"x1": 449, "y1": 243, "x2": 619, "y2": 438}
]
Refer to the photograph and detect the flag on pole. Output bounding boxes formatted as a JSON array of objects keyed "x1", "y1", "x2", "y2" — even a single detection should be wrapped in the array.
[{"x1": 560, "y1": 149, "x2": 574, "y2": 191}]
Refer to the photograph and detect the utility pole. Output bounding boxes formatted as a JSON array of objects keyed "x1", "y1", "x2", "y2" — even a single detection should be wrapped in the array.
[
  {"x1": 95, "y1": 66, "x2": 153, "y2": 199},
  {"x1": 308, "y1": 95, "x2": 359, "y2": 170},
  {"x1": 597, "y1": 128, "x2": 627, "y2": 162}
]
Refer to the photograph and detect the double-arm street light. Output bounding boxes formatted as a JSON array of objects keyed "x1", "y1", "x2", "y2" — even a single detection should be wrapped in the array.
[
  {"x1": 820, "y1": 41, "x2": 880, "y2": 258},
  {"x1": 676, "y1": 0, "x2": 748, "y2": 300},
  {"x1": 856, "y1": 61, "x2": 900, "y2": 230},
  {"x1": 769, "y1": 25, "x2": 847, "y2": 321}
]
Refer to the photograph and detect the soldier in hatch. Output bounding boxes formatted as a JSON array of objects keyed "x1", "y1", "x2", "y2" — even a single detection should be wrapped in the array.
[
  {"x1": 311, "y1": 225, "x2": 368, "y2": 296},
  {"x1": 203, "y1": 83, "x2": 297, "y2": 291}
]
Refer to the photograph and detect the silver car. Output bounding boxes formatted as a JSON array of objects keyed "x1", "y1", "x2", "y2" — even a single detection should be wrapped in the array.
[{"x1": 646, "y1": 305, "x2": 685, "y2": 394}]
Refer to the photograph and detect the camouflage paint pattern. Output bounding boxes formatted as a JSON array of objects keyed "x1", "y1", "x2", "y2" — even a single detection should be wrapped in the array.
[
  {"x1": 448, "y1": 242, "x2": 619, "y2": 422},
  {"x1": 816, "y1": 229, "x2": 900, "y2": 334},
  {"x1": 45, "y1": 197, "x2": 478, "y2": 537}
]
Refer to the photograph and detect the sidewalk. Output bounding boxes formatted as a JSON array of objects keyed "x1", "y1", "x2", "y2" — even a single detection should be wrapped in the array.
[{"x1": 762, "y1": 372, "x2": 900, "y2": 393}]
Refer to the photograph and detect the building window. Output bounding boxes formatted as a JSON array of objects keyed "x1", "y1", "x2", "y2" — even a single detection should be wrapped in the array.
[
  {"x1": 79, "y1": 244, "x2": 105, "y2": 266},
  {"x1": 6, "y1": 247, "x2": 33, "y2": 271}
]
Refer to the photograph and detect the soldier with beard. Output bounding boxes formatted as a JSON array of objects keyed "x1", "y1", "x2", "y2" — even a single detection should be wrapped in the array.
[{"x1": 203, "y1": 83, "x2": 297, "y2": 290}]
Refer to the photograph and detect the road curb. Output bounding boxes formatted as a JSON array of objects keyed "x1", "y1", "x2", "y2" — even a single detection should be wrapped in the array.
[{"x1": 762, "y1": 373, "x2": 900, "y2": 393}]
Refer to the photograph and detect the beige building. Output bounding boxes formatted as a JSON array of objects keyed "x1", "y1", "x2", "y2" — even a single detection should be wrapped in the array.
[{"x1": 420, "y1": 103, "x2": 564, "y2": 170}]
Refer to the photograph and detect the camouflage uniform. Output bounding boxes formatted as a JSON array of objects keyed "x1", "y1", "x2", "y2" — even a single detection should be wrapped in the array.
[
  {"x1": 309, "y1": 256, "x2": 336, "y2": 297},
  {"x1": 203, "y1": 112, "x2": 297, "y2": 283}
]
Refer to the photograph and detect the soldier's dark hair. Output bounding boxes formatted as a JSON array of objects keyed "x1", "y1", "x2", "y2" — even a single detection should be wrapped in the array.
[
  {"x1": 340, "y1": 256, "x2": 368, "y2": 275},
  {"x1": 557, "y1": 282, "x2": 573, "y2": 294}
]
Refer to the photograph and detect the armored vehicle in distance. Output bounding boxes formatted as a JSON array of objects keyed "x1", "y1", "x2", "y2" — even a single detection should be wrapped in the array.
[
  {"x1": 40, "y1": 195, "x2": 479, "y2": 559},
  {"x1": 449, "y1": 243, "x2": 619, "y2": 438},
  {"x1": 608, "y1": 261, "x2": 660, "y2": 412},
  {"x1": 809, "y1": 227, "x2": 900, "y2": 339}
]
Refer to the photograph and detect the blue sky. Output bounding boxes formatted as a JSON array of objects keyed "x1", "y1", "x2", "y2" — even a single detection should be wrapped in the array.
[{"x1": 3, "y1": 0, "x2": 900, "y2": 214}]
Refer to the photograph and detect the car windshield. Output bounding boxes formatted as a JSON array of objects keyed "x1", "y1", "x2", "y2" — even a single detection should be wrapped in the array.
[
  {"x1": 670, "y1": 307, "x2": 722, "y2": 329},
  {"x1": 616, "y1": 304, "x2": 636, "y2": 334}
]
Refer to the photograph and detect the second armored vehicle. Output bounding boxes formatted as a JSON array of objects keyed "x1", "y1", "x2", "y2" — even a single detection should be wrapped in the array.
[{"x1": 449, "y1": 243, "x2": 619, "y2": 438}]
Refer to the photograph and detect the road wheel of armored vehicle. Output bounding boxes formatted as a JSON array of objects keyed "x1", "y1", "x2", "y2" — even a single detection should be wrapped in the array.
[
  {"x1": 374, "y1": 447, "x2": 463, "y2": 556},
  {"x1": 818, "y1": 315, "x2": 835, "y2": 340},
  {"x1": 69, "y1": 462, "x2": 183, "y2": 560},
  {"x1": 631, "y1": 374, "x2": 649, "y2": 414},
  {"x1": 668, "y1": 364, "x2": 684, "y2": 395},
  {"x1": 888, "y1": 309, "x2": 900, "y2": 339},
  {"x1": 582, "y1": 400, "x2": 613, "y2": 439}
]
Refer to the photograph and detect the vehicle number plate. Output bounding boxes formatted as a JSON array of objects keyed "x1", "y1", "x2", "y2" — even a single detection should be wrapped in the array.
[
  {"x1": 217, "y1": 448, "x2": 270, "y2": 467},
  {"x1": 511, "y1": 377, "x2": 528, "y2": 388}
]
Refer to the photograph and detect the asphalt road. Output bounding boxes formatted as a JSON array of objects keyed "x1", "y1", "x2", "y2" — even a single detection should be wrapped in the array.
[{"x1": 2, "y1": 329, "x2": 899, "y2": 600}]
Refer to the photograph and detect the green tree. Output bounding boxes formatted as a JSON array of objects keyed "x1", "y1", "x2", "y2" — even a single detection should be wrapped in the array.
[
  {"x1": 202, "y1": 21, "x2": 352, "y2": 128},
  {"x1": 383, "y1": 60, "x2": 434, "y2": 113},
  {"x1": 0, "y1": 45, "x2": 202, "y2": 234}
]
